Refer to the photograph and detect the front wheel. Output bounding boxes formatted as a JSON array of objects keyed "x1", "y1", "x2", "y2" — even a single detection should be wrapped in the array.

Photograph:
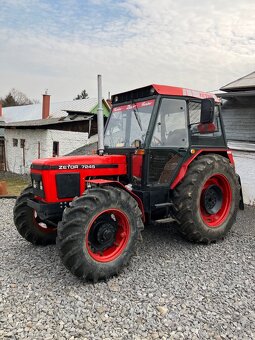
[
  {"x1": 57, "y1": 186, "x2": 144, "y2": 282},
  {"x1": 13, "y1": 186, "x2": 57, "y2": 245},
  {"x1": 173, "y1": 154, "x2": 239, "y2": 243}
]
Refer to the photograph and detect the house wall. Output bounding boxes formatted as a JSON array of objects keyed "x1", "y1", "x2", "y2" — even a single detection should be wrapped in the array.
[
  {"x1": 221, "y1": 97, "x2": 255, "y2": 142},
  {"x1": 233, "y1": 151, "x2": 255, "y2": 206},
  {"x1": 221, "y1": 96, "x2": 255, "y2": 205},
  {"x1": 5, "y1": 129, "x2": 89, "y2": 174}
]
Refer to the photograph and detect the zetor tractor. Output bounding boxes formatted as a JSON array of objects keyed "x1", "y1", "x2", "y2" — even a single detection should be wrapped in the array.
[{"x1": 14, "y1": 84, "x2": 243, "y2": 282}]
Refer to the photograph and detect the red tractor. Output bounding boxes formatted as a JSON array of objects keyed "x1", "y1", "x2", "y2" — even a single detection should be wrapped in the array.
[{"x1": 14, "y1": 84, "x2": 243, "y2": 282}]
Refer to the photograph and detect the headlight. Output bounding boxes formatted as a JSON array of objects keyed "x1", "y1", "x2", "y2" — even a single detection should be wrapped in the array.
[{"x1": 30, "y1": 174, "x2": 45, "y2": 198}]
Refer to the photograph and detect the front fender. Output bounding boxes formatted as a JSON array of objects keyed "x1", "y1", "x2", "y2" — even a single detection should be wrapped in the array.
[{"x1": 86, "y1": 179, "x2": 145, "y2": 222}]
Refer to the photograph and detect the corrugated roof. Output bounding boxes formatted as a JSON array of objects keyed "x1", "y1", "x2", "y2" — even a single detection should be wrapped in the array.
[
  {"x1": 67, "y1": 142, "x2": 98, "y2": 156},
  {"x1": 5, "y1": 115, "x2": 92, "y2": 128},
  {"x1": 220, "y1": 71, "x2": 255, "y2": 92},
  {"x1": 2, "y1": 97, "x2": 99, "y2": 123},
  {"x1": 216, "y1": 90, "x2": 255, "y2": 98}
]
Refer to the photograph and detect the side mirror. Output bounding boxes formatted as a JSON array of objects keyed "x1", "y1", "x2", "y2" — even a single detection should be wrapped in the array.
[{"x1": 200, "y1": 98, "x2": 215, "y2": 124}]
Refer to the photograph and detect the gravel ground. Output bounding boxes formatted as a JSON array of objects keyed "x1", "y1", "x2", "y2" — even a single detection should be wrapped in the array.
[{"x1": 0, "y1": 199, "x2": 254, "y2": 340}]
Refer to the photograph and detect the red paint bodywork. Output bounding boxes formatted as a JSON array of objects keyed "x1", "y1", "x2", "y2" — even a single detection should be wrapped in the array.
[
  {"x1": 31, "y1": 155, "x2": 127, "y2": 203},
  {"x1": 200, "y1": 174, "x2": 232, "y2": 227},
  {"x1": 170, "y1": 149, "x2": 235, "y2": 190},
  {"x1": 86, "y1": 208, "x2": 131, "y2": 262},
  {"x1": 132, "y1": 154, "x2": 143, "y2": 179},
  {"x1": 87, "y1": 179, "x2": 145, "y2": 222},
  {"x1": 112, "y1": 99, "x2": 155, "y2": 112},
  {"x1": 152, "y1": 84, "x2": 221, "y2": 103}
]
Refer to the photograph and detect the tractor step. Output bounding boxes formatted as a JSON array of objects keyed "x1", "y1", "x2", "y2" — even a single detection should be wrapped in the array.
[
  {"x1": 154, "y1": 217, "x2": 176, "y2": 224},
  {"x1": 154, "y1": 202, "x2": 173, "y2": 209}
]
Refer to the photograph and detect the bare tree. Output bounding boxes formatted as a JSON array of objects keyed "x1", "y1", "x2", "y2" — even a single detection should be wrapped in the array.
[{"x1": 0, "y1": 88, "x2": 38, "y2": 107}]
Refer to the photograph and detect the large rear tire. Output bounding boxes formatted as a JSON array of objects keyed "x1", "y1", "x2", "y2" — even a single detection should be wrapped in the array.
[
  {"x1": 13, "y1": 186, "x2": 57, "y2": 245},
  {"x1": 57, "y1": 186, "x2": 144, "y2": 282},
  {"x1": 173, "y1": 154, "x2": 239, "y2": 243}
]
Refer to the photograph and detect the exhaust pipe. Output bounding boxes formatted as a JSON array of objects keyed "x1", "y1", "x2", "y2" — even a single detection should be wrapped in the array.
[{"x1": 97, "y1": 74, "x2": 104, "y2": 156}]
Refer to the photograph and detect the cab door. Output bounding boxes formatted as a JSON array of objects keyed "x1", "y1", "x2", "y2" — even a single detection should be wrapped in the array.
[{"x1": 147, "y1": 97, "x2": 189, "y2": 186}]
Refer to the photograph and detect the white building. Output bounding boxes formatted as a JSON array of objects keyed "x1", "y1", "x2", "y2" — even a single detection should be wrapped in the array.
[
  {"x1": 219, "y1": 71, "x2": 255, "y2": 205},
  {"x1": 5, "y1": 125, "x2": 98, "y2": 174},
  {"x1": 2, "y1": 95, "x2": 110, "y2": 174}
]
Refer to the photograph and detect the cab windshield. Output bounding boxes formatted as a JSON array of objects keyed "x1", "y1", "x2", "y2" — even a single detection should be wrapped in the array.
[{"x1": 104, "y1": 99, "x2": 155, "y2": 148}]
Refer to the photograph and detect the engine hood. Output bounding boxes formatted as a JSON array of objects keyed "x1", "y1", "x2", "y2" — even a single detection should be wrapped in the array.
[{"x1": 31, "y1": 154, "x2": 127, "y2": 171}]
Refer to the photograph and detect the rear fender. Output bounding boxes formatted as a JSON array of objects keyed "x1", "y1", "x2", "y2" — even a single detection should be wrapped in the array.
[
  {"x1": 237, "y1": 174, "x2": 244, "y2": 210},
  {"x1": 86, "y1": 179, "x2": 145, "y2": 222},
  {"x1": 171, "y1": 149, "x2": 235, "y2": 190}
]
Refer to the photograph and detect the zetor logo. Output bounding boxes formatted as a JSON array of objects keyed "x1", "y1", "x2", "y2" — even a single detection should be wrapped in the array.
[
  {"x1": 58, "y1": 164, "x2": 96, "y2": 170},
  {"x1": 59, "y1": 164, "x2": 79, "y2": 170}
]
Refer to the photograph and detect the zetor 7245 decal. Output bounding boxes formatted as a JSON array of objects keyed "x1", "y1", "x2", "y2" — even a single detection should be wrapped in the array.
[{"x1": 14, "y1": 84, "x2": 243, "y2": 282}]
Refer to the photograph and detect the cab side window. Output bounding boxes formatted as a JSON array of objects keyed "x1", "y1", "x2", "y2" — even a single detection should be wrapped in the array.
[
  {"x1": 188, "y1": 101, "x2": 222, "y2": 137},
  {"x1": 151, "y1": 98, "x2": 188, "y2": 147}
]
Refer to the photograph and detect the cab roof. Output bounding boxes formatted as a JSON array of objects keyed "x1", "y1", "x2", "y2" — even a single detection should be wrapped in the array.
[
  {"x1": 152, "y1": 84, "x2": 220, "y2": 102},
  {"x1": 112, "y1": 84, "x2": 220, "y2": 104}
]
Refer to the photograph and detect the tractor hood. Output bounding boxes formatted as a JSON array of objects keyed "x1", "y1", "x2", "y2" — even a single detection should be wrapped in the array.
[
  {"x1": 30, "y1": 154, "x2": 127, "y2": 203},
  {"x1": 31, "y1": 154, "x2": 127, "y2": 171}
]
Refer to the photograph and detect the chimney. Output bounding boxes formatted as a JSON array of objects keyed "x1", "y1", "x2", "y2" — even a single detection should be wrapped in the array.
[
  {"x1": 0, "y1": 102, "x2": 2, "y2": 118},
  {"x1": 42, "y1": 92, "x2": 50, "y2": 119}
]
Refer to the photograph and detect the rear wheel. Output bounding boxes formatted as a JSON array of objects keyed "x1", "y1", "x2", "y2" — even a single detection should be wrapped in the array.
[
  {"x1": 13, "y1": 186, "x2": 57, "y2": 245},
  {"x1": 173, "y1": 154, "x2": 239, "y2": 243},
  {"x1": 57, "y1": 186, "x2": 144, "y2": 282}
]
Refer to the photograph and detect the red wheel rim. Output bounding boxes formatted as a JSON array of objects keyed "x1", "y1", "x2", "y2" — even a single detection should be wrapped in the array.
[
  {"x1": 86, "y1": 209, "x2": 130, "y2": 262},
  {"x1": 200, "y1": 174, "x2": 232, "y2": 228},
  {"x1": 33, "y1": 210, "x2": 56, "y2": 233}
]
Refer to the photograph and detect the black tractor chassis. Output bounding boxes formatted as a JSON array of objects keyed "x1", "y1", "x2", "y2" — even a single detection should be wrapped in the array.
[{"x1": 27, "y1": 199, "x2": 68, "y2": 221}]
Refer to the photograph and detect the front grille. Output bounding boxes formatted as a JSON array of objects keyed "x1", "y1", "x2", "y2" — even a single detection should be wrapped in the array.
[{"x1": 56, "y1": 173, "x2": 80, "y2": 199}]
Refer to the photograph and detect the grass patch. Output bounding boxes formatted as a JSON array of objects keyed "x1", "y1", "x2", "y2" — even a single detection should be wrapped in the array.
[
  {"x1": 5, "y1": 178, "x2": 29, "y2": 196},
  {"x1": 0, "y1": 172, "x2": 30, "y2": 196}
]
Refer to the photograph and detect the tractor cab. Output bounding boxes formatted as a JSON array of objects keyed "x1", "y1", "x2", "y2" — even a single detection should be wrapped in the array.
[{"x1": 103, "y1": 85, "x2": 227, "y2": 221}]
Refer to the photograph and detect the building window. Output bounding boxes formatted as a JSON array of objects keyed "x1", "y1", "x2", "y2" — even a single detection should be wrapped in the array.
[
  {"x1": 20, "y1": 139, "x2": 25, "y2": 148},
  {"x1": 53, "y1": 141, "x2": 59, "y2": 157},
  {"x1": 19, "y1": 139, "x2": 26, "y2": 166},
  {"x1": 13, "y1": 138, "x2": 18, "y2": 147}
]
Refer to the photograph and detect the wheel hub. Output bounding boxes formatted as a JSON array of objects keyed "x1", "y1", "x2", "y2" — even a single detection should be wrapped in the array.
[
  {"x1": 203, "y1": 185, "x2": 223, "y2": 214},
  {"x1": 97, "y1": 223, "x2": 116, "y2": 245},
  {"x1": 89, "y1": 218, "x2": 117, "y2": 253}
]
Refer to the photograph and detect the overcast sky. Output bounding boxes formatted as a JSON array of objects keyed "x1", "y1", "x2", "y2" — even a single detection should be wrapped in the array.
[{"x1": 0, "y1": 0, "x2": 254, "y2": 102}]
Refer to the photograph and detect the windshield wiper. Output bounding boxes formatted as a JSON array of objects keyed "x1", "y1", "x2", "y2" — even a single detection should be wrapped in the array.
[{"x1": 133, "y1": 104, "x2": 143, "y2": 131}]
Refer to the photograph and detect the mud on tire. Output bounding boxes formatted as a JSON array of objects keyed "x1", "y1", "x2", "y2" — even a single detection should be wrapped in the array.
[
  {"x1": 57, "y1": 186, "x2": 144, "y2": 282},
  {"x1": 13, "y1": 186, "x2": 57, "y2": 245},
  {"x1": 173, "y1": 154, "x2": 239, "y2": 243}
]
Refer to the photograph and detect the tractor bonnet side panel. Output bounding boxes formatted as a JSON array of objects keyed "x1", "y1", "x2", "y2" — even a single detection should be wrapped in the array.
[{"x1": 31, "y1": 155, "x2": 127, "y2": 203}]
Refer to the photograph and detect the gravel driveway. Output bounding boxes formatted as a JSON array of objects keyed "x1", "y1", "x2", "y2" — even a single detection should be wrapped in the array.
[{"x1": 1, "y1": 199, "x2": 254, "y2": 340}]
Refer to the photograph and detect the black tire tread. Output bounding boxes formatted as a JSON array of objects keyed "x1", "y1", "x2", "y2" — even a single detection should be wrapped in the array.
[
  {"x1": 173, "y1": 154, "x2": 239, "y2": 243},
  {"x1": 13, "y1": 186, "x2": 57, "y2": 245},
  {"x1": 57, "y1": 186, "x2": 144, "y2": 282}
]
